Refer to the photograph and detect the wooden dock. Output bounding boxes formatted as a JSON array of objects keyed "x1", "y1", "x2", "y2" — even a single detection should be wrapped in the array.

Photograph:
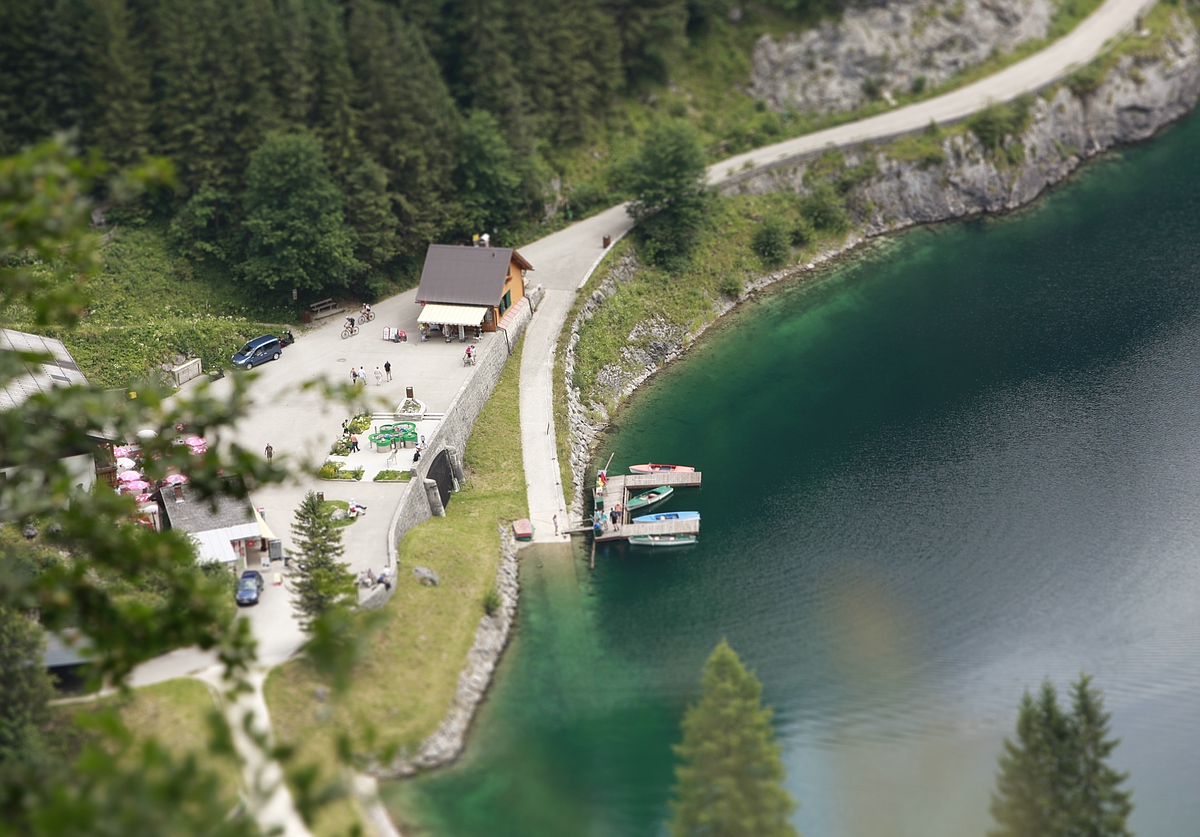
[{"x1": 591, "y1": 470, "x2": 703, "y2": 544}]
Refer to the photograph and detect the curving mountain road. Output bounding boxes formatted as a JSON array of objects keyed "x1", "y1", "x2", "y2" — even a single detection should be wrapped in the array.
[{"x1": 519, "y1": 0, "x2": 1156, "y2": 541}]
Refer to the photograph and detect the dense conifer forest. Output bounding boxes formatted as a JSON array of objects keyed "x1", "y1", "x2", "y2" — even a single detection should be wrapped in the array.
[{"x1": 0, "y1": 0, "x2": 836, "y2": 299}]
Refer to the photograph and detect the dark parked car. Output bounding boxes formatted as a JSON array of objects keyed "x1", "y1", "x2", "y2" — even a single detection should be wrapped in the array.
[
  {"x1": 235, "y1": 570, "x2": 265, "y2": 606},
  {"x1": 231, "y1": 335, "x2": 283, "y2": 369}
]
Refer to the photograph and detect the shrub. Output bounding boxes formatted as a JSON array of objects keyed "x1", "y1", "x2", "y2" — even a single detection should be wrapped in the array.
[
  {"x1": 317, "y1": 461, "x2": 344, "y2": 479},
  {"x1": 343, "y1": 467, "x2": 364, "y2": 481},
  {"x1": 751, "y1": 215, "x2": 791, "y2": 268},
  {"x1": 861, "y1": 76, "x2": 885, "y2": 101},
  {"x1": 911, "y1": 76, "x2": 927, "y2": 95},
  {"x1": 1067, "y1": 62, "x2": 1107, "y2": 98},
  {"x1": 373, "y1": 470, "x2": 411, "y2": 482},
  {"x1": 330, "y1": 438, "x2": 351, "y2": 456},
  {"x1": 967, "y1": 95, "x2": 1034, "y2": 152},
  {"x1": 482, "y1": 588, "x2": 502, "y2": 617},
  {"x1": 835, "y1": 156, "x2": 878, "y2": 194},
  {"x1": 801, "y1": 185, "x2": 851, "y2": 234},
  {"x1": 791, "y1": 214, "x2": 815, "y2": 247},
  {"x1": 720, "y1": 273, "x2": 744, "y2": 298},
  {"x1": 347, "y1": 414, "x2": 371, "y2": 433}
]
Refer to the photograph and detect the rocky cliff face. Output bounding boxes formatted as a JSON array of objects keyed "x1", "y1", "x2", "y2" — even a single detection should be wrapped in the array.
[
  {"x1": 750, "y1": 0, "x2": 1054, "y2": 114},
  {"x1": 856, "y1": 13, "x2": 1200, "y2": 230},
  {"x1": 564, "y1": 12, "x2": 1200, "y2": 517}
]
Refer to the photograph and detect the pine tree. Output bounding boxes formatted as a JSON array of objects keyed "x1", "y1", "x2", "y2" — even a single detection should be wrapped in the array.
[
  {"x1": 669, "y1": 639, "x2": 799, "y2": 837},
  {"x1": 991, "y1": 676, "x2": 1134, "y2": 837},
  {"x1": 1070, "y1": 675, "x2": 1134, "y2": 837},
  {"x1": 621, "y1": 118, "x2": 710, "y2": 268},
  {"x1": 83, "y1": 0, "x2": 153, "y2": 169},
  {"x1": 457, "y1": 110, "x2": 526, "y2": 237},
  {"x1": 239, "y1": 131, "x2": 361, "y2": 293},
  {"x1": 343, "y1": 157, "x2": 401, "y2": 268},
  {"x1": 348, "y1": 0, "x2": 461, "y2": 255},
  {"x1": 289, "y1": 491, "x2": 356, "y2": 630}
]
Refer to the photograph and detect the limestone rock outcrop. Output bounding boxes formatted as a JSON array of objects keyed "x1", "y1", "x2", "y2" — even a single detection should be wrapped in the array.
[{"x1": 751, "y1": 0, "x2": 1054, "y2": 114}]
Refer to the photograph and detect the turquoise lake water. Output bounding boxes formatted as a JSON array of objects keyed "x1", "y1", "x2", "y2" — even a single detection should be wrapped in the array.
[{"x1": 388, "y1": 110, "x2": 1200, "y2": 837}]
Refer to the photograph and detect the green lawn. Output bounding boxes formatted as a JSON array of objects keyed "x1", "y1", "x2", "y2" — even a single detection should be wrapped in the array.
[{"x1": 264, "y1": 335, "x2": 527, "y2": 837}]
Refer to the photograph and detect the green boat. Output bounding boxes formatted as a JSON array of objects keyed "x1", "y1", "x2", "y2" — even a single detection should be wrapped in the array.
[
  {"x1": 625, "y1": 485, "x2": 673, "y2": 512},
  {"x1": 629, "y1": 534, "x2": 697, "y2": 547}
]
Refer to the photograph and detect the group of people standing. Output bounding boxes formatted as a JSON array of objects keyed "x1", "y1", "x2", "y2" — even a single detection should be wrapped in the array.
[{"x1": 350, "y1": 361, "x2": 392, "y2": 387}]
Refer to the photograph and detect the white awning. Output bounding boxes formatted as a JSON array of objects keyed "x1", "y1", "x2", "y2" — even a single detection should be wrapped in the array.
[
  {"x1": 418, "y1": 304, "x2": 490, "y2": 327},
  {"x1": 188, "y1": 522, "x2": 261, "y2": 565}
]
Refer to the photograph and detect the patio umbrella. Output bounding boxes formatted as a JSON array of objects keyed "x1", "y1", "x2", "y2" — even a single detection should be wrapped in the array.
[
  {"x1": 115, "y1": 457, "x2": 137, "y2": 471},
  {"x1": 118, "y1": 470, "x2": 144, "y2": 482},
  {"x1": 190, "y1": 445, "x2": 207, "y2": 455},
  {"x1": 113, "y1": 446, "x2": 131, "y2": 458},
  {"x1": 134, "y1": 493, "x2": 154, "y2": 503},
  {"x1": 164, "y1": 474, "x2": 188, "y2": 485},
  {"x1": 122, "y1": 480, "x2": 150, "y2": 492},
  {"x1": 185, "y1": 435, "x2": 206, "y2": 447}
]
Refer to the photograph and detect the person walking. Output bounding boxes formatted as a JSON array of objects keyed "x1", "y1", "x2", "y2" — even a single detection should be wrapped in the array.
[
  {"x1": 374, "y1": 366, "x2": 383, "y2": 386},
  {"x1": 264, "y1": 443, "x2": 273, "y2": 463},
  {"x1": 553, "y1": 514, "x2": 559, "y2": 536},
  {"x1": 384, "y1": 360, "x2": 392, "y2": 381},
  {"x1": 350, "y1": 433, "x2": 359, "y2": 453},
  {"x1": 358, "y1": 366, "x2": 367, "y2": 387},
  {"x1": 350, "y1": 367, "x2": 358, "y2": 386}
]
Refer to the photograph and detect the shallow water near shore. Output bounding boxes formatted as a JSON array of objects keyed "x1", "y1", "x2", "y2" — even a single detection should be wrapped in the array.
[{"x1": 387, "y1": 111, "x2": 1200, "y2": 837}]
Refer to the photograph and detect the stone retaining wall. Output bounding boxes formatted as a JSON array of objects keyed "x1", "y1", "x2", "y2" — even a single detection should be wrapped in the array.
[{"x1": 354, "y1": 292, "x2": 533, "y2": 774}]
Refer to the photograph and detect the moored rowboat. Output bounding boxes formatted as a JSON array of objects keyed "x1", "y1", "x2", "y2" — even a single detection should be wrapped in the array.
[
  {"x1": 629, "y1": 534, "x2": 698, "y2": 547},
  {"x1": 625, "y1": 485, "x2": 673, "y2": 512},
  {"x1": 513, "y1": 519, "x2": 534, "y2": 541},
  {"x1": 628, "y1": 463, "x2": 695, "y2": 475},
  {"x1": 631, "y1": 511, "x2": 700, "y2": 523}
]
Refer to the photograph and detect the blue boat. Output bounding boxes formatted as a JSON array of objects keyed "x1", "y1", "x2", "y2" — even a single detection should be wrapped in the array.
[{"x1": 631, "y1": 511, "x2": 700, "y2": 523}]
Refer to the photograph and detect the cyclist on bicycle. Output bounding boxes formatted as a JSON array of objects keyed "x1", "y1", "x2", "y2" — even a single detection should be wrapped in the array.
[
  {"x1": 361, "y1": 303, "x2": 372, "y2": 317},
  {"x1": 345, "y1": 316, "x2": 356, "y2": 331}
]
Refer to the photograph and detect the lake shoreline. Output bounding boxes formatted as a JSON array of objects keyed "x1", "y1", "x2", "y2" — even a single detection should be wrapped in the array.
[{"x1": 563, "y1": 8, "x2": 1200, "y2": 519}]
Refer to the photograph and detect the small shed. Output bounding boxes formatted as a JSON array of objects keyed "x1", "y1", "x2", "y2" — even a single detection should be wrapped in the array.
[
  {"x1": 155, "y1": 482, "x2": 267, "y2": 569},
  {"x1": 415, "y1": 245, "x2": 533, "y2": 333}
]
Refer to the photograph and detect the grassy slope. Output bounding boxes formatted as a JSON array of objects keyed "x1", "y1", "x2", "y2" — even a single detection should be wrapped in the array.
[
  {"x1": 58, "y1": 678, "x2": 243, "y2": 810},
  {"x1": 3, "y1": 224, "x2": 287, "y2": 388},
  {"x1": 264, "y1": 335, "x2": 527, "y2": 837}
]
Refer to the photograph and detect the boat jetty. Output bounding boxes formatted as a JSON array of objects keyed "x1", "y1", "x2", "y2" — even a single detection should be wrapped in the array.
[{"x1": 592, "y1": 469, "x2": 702, "y2": 546}]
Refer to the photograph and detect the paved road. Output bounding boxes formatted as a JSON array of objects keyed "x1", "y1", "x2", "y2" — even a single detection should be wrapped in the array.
[
  {"x1": 516, "y1": 0, "x2": 1154, "y2": 537},
  {"x1": 711, "y1": 0, "x2": 1153, "y2": 182}
]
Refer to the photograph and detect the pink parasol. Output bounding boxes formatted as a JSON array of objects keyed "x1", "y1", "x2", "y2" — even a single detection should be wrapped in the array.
[
  {"x1": 134, "y1": 492, "x2": 154, "y2": 503},
  {"x1": 113, "y1": 446, "x2": 131, "y2": 458},
  {"x1": 190, "y1": 445, "x2": 207, "y2": 455},
  {"x1": 122, "y1": 480, "x2": 150, "y2": 491},
  {"x1": 185, "y1": 435, "x2": 206, "y2": 447},
  {"x1": 164, "y1": 473, "x2": 189, "y2": 485},
  {"x1": 115, "y1": 457, "x2": 137, "y2": 471},
  {"x1": 118, "y1": 470, "x2": 144, "y2": 482}
]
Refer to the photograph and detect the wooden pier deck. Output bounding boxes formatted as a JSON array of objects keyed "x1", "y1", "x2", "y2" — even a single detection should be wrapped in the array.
[{"x1": 591, "y1": 470, "x2": 703, "y2": 544}]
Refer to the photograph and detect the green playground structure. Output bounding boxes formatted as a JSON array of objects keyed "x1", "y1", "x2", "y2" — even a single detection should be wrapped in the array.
[{"x1": 368, "y1": 421, "x2": 419, "y2": 451}]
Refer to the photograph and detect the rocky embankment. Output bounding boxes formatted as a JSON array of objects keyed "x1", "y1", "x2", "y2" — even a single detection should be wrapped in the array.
[
  {"x1": 750, "y1": 0, "x2": 1054, "y2": 114},
  {"x1": 564, "y1": 11, "x2": 1200, "y2": 517}
]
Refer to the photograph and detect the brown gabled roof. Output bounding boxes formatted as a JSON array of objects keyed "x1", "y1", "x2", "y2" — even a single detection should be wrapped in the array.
[{"x1": 415, "y1": 245, "x2": 533, "y2": 307}]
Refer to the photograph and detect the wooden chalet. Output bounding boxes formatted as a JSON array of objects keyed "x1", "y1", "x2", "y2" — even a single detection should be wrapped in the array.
[{"x1": 415, "y1": 244, "x2": 533, "y2": 333}]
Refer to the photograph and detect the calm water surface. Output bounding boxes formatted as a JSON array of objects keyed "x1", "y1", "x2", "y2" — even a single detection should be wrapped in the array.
[{"x1": 389, "y1": 112, "x2": 1200, "y2": 837}]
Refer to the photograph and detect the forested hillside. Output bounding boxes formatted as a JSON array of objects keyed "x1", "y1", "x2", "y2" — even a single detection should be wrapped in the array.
[{"x1": 0, "y1": 0, "x2": 836, "y2": 300}]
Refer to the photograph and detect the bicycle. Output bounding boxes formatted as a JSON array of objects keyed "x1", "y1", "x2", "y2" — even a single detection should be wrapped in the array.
[
  {"x1": 358, "y1": 310, "x2": 375, "y2": 325},
  {"x1": 341, "y1": 324, "x2": 360, "y2": 339}
]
